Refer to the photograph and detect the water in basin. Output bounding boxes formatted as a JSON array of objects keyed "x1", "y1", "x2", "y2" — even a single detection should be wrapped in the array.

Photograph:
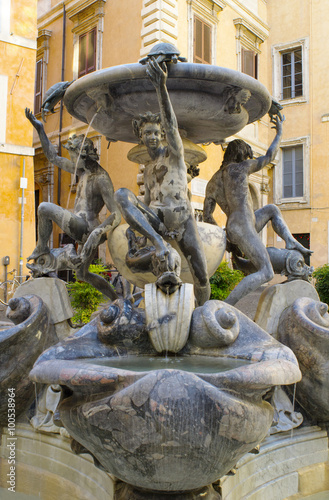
[{"x1": 84, "y1": 355, "x2": 251, "y2": 373}]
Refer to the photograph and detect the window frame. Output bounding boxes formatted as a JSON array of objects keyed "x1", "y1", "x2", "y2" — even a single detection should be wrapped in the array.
[
  {"x1": 68, "y1": 0, "x2": 105, "y2": 81},
  {"x1": 274, "y1": 136, "x2": 310, "y2": 207},
  {"x1": 234, "y1": 18, "x2": 267, "y2": 80},
  {"x1": 187, "y1": 0, "x2": 223, "y2": 65},
  {"x1": 282, "y1": 144, "x2": 304, "y2": 199},
  {"x1": 281, "y1": 47, "x2": 303, "y2": 100},
  {"x1": 272, "y1": 37, "x2": 309, "y2": 105}
]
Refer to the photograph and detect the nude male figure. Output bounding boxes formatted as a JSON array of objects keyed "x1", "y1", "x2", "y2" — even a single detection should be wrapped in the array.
[
  {"x1": 25, "y1": 108, "x2": 121, "y2": 299},
  {"x1": 203, "y1": 115, "x2": 311, "y2": 305},
  {"x1": 115, "y1": 58, "x2": 210, "y2": 305}
]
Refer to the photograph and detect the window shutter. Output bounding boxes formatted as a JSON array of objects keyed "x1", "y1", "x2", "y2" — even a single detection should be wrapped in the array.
[
  {"x1": 79, "y1": 28, "x2": 96, "y2": 78},
  {"x1": 193, "y1": 16, "x2": 212, "y2": 64},
  {"x1": 34, "y1": 59, "x2": 43, "y2": 114}
]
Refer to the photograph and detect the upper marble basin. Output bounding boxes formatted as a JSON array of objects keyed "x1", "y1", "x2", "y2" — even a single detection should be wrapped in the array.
[{"x1": 64, "y1": 62, "x2": 272, "y2": 144}]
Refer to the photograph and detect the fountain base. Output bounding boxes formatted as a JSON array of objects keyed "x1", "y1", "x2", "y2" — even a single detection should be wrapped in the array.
[{"x1": 114, "y1": 483, "x2": 221, "y2": 499}]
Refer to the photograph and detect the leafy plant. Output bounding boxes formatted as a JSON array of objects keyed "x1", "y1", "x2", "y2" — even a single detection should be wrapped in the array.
[
  {"x1": 67, "y1": 263, "x2": 111, "y2": 324},
  {"x1": 209, "y1": 261, "x2": 244, "y2": 301},
  {"x1": 313, "y1": 264, "x2": 329, "y2": 305}
]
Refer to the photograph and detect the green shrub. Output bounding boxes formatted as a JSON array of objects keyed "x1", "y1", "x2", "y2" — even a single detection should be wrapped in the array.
[
  {"x1": 209, "y1": 261, "x2": 244, "y2": 301},
  {"x1": 313, "y1": 264, "x2": 329, "y2": 305},
  {"x1": 67, "y1": 263, "x2": 111, "y2": 324}
]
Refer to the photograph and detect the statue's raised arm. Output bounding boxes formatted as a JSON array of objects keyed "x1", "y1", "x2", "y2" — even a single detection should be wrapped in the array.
[
  {"x1": 25, "y1": 108, "x2": 74, "y2": 174},
  {"x1": 146, "y1": 58, "x2": 183, "y2": 158},
  {"x1": 247, "y1": 114, "x2": 285, "y2": 174}
]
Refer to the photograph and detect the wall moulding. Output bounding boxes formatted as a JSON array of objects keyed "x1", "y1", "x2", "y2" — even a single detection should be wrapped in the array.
[{"x1": 140, "y1": 0, "x2": 179, "y2": 56}]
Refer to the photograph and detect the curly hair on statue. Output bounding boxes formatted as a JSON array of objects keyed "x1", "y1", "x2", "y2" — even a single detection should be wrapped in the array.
[
  {"x1": 132, "y1": 112, "x2": 165, "y2": 143},
  {"x1": 64, "y1": 134, "x2": 99, "y2": 161},
  {"x1": 222, "y1": 139, "x2": 253, "y2": 165}
]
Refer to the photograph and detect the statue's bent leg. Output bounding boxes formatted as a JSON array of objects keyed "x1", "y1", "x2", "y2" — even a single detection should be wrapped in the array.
[
  {"x1": 115, "y1": 188, "x2": 168, "y2": 259},
  {"x1": 178, "y1": 216, "x2": 210, "y2": 306},
  {"x1": 29, "y1": 202, "x2": 89, "y2": 261},
  {"x1": 75, "y1": 212, "x2": 120, "y2": 266},
  {"x1": 225, "y1": 229, "x2": 274, "y2": 306},
  {"x1": 76, "y1": 251, "x2": 118, "y2": 301},
  {"x1": 255, "y1": 204, "x2": 312, "y2": 255}
]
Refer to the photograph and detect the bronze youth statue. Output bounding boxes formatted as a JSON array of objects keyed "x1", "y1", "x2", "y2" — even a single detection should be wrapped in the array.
[
  {"x1": 25, "y1": 108, "x2": 121, "y2": 300},
  {"x1": 114, "y1": 58, "x2": 210, "y2": 305},
  {"x1": 204, "y1": 115, "x2": 312, "y2": 305}
]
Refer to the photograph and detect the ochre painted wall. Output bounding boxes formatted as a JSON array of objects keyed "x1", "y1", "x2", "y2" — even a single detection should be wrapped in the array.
[{"x1": 0, "y1": 0, "x2": 37, "y2": 283}]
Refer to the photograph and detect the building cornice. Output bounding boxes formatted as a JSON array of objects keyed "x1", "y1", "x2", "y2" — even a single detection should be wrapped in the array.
[{"x1": 233, "y1": 17, "x2": 268, "y2": 44}]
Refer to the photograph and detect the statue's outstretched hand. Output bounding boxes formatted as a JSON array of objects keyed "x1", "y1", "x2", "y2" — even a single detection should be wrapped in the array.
[
  {"x1": 25, "y1": 108, "x2": 43, "y2": 132},
  {"x1": 146, "y1": 57, "x2": 168, "y2": 89},
  {"x1": 270, "y1": 114, "x2": 285, "y2": 132}
]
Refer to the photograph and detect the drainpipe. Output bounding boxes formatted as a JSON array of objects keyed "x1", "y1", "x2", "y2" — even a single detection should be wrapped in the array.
[
  {"x1": 19, "y1": 159, "x2": 27, "y2": 282},
  {"x1": 57, "y1": 3, "x2": 66, "y2": 209}
]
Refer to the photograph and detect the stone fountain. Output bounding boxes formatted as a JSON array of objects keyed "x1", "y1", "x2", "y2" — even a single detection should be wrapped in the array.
[{"x1": 1, "y1": 44, "x2": 328, "y2": 499}]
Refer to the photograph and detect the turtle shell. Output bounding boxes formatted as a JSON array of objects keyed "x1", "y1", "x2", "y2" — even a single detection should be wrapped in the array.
[
  {"x1": 147, "y1": 42, "x2": 181, "y2": 57},
  {"x1": 43, "y1": 81, "x2": 72, "y2": 104}
]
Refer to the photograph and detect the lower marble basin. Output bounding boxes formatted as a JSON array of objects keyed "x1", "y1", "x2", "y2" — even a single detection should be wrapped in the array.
[{"x1": 29, "y1": 299, "x2": 301, "y2": 494}]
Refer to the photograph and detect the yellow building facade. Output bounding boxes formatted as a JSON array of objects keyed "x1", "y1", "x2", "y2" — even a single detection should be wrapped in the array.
[
  {"x1": 29, "y1": 0, "x2": 329, "y2": 271},
  {"x1": 0, "y1": 0, "x2": 37, "y2": 284},
  {"x1": 266, "y1": 0, "x2": 329, "y2": 268}
]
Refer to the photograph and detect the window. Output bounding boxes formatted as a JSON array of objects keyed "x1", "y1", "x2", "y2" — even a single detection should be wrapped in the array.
[
  {"x1": 34, "y1": 59, "x2": 43, "y2": 114},
  {"x1": 283, "y1": 145, "x2": 303, "y2": 198},
  {"x1": 234, "y1": 19, "x2": 267, "y2": 80},
  {"x1": 68, "y1": 1, "x2": 105, "y2": 80},
  {"x1": 272, "y1": 38, "x2": 309, "y2": 103},
  {"x1": 194, "y1": 16, "x2": 212, "y2": 64},
  {"x1": 274, "y1": 136, "x2": 310, "y2": 206},
  {"x1": 293, "y1": 233, "x2": 310, "y2": 265},
  {"x1": 187, "y1": 0, "x2": 223, "y2": 64},
  {"x1": 242, "y1": 47, "x2": 258, "y2": 79},
  {"x1": 35, "y1": 30, "x2": 52, "y2": 115},
  {"x1": 78, "y1": 28, "x2": 96, "y2": 77},
  {"x1": 282, "y1": 48, "x2": 303, "y2": 100}
]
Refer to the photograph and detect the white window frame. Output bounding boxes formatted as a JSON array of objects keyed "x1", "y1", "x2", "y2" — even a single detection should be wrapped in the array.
[
  {"x1": 187, "y1": 0, "x2": 225, "y2": 64},
  {"x1": 274, "y1": 136, "x2": 310, "y2": 206},
  {"x1": 272, "y1": 37, "x2": 309, "y2": 105}
]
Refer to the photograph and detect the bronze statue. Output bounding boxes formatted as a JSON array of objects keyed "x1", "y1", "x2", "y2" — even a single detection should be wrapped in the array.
[
  {"x1": 114, "y1": 58, "x2": 210, "y2": 305},
  {"x1": 25, "y1": 108, "x2": 121, "y2": 299},
  {"x1": 204, "y1": 115, "x2": 312, "y2": 305}
]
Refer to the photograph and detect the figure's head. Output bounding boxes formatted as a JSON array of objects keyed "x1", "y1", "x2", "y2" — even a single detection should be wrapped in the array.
[
  {"x1": 223, "y1": 139, "x2": 253, "y2": 164},
  {"x1": 132, "y1": 112, "x2": 164, "y2": 150},
  {"x1": 64, "y1": 134, "x2": 99, "y2": 161}
]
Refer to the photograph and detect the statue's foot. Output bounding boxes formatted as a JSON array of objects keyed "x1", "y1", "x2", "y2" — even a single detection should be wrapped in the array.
[
  {"x1": 27, "y1": 247, "x2": 50, "y2": 261},
  {"x1": 286, "y1": 241, "x2": 313, "y2": 256}
]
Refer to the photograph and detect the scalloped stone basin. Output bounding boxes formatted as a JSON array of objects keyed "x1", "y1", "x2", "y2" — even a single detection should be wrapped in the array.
[
  {"x1": 0, "y1": 295, "x2": 53, "y2": 426},
  {"x1": 63, "y1": 62, "x2": 271, "y2": 144},
  {"x1": 30, "y1": 340, "x2": 301, "y2": 494},
  {"x1": 277, "y1": 297, "x2": 329, "y2": 423}
]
